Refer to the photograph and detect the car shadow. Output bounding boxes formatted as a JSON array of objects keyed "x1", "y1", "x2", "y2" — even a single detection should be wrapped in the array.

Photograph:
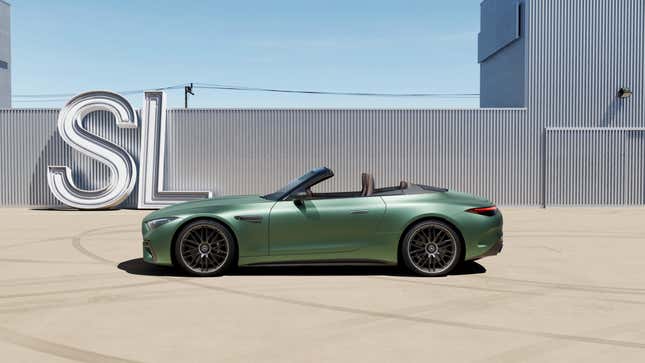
[{"x1": 117, "y1": 258, "x2": 486, "y2": 277}]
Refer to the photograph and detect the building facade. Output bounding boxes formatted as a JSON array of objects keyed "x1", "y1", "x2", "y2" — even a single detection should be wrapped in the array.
[
  {"x1": 0, "y1": 0, "x2": 643, "y2": 208},
  {"x1": 0, "y1": 1, "x2": 10, "y2": 108}
]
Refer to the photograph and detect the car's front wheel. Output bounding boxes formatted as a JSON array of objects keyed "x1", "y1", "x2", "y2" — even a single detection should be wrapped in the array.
[
  {"x1": 401, "y1": 220, "x2": 462, "y2": 277},
  {"x1": 174, "y1": 219, "x2": 236, "y2": 277}
]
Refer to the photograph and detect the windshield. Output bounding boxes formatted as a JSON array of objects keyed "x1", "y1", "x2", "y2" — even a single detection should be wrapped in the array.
[{"x1": 262, "y1": 167, "x2": 332, "y2": 201}]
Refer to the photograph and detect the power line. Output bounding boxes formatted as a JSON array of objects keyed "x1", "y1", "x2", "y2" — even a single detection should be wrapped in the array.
[
  {"x1": 12, "y1": 82, "x2": 480, "y2": 100},
  {"x1": 195, "y1": 83, "x2": 479, "y2": 98},
  {"x1": 12, "y1": 84, "x2": 185, "y2": 99}
]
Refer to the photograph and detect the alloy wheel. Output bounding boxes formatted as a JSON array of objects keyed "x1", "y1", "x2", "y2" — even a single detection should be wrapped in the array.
[
  {"x1": 406, "y1": 222, "x2": 459, "y2": 275},
  {"x1": 178, "y1": 222, "x2": 230, "y2": 274}
]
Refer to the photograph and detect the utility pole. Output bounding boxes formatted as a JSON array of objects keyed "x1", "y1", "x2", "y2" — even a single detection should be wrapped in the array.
[{"x1": 184, "y1": 83, "x2": 194, "y2": 108}]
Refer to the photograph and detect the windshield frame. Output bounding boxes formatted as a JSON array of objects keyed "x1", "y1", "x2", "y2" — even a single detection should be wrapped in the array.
[{"x1": 261, "y1": 167, "x2": 334, "y2": 201}]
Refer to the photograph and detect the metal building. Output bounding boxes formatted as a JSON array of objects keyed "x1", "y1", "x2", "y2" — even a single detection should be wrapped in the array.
[
  {"x1": 0, "y1": 0, "x2": 643, "y2": 208},
  {"x1": 0, "y1": 1, "x2": 10, "y2": 108}
]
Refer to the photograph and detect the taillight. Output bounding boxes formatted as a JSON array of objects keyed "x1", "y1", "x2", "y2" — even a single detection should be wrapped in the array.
[{"x1": 466, "y1": 206, "x2": 498, "y2": 216}]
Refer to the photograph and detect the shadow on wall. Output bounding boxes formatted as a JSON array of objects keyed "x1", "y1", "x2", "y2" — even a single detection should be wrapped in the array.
[
  {"x1": 29, "y1": 111, "x2": 141, "y2": 208},
  {"x1": 600, "y1": 98, "x2": 625, "y2": 127},
  {"x1": 117, "y1": 258, "x2": 487, "y2": 277}
]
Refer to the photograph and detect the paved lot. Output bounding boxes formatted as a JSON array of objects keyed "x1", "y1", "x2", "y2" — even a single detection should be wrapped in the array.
[{"x1": 0, "y1": 208, "x2": 644, "y2": 362}]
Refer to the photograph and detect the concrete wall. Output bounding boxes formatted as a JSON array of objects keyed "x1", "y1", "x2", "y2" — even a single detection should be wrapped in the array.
[{"x1": 0, "y1": 1, "x2": 10, "y2": 108}]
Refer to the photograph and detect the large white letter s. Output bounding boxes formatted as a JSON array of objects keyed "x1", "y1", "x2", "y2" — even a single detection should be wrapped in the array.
[{"x1": 47, "y1": 91, "x2": 138, "y2": 209}]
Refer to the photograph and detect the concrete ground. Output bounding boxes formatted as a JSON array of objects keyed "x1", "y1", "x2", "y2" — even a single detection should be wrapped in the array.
[{"x1": 0, "y1": 208, "x2": 644, "y2": 362}]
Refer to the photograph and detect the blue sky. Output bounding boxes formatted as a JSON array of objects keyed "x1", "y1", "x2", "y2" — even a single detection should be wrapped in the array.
[{"x1": 10, "y1": 0, "x2": 481, "y2": 108}]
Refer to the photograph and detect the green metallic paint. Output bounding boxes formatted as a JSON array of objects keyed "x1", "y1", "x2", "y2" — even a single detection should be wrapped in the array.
[
  {"x1": 141, "y1": 190, "x2": 503, "y2": 267},
  {"x1": 269, "y1": 196, "x2": 386, "y2": 255}
]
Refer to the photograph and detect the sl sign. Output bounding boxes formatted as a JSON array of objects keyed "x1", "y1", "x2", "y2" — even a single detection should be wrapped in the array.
[{"x1": 47, "y1": 91, "x2": 211, "y2": 210}]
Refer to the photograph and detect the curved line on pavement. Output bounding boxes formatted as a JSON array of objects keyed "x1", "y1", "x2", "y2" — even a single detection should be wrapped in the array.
[
  {"x1": 0, "y1": 325, "x2": 143, "y2": 363},
  {"x1": 0, "y1": 281, "x2": 167, "y2": 299},
  {"x1": 0, "y1": 258, "x2": 102, "y2": 265}
]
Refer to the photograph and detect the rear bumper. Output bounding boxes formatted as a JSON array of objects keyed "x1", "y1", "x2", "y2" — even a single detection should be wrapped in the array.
[{"x1": 472, "y1": 237, "x2": 503, "y2": 260}]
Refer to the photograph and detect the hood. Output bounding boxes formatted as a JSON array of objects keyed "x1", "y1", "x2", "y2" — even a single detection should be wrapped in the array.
[{"x1": 143, "y1": 195, "x2": 269, "y2": 220}]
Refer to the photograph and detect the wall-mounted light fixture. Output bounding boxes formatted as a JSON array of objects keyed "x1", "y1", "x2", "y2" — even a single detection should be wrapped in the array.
[{"x1": 618, "y1": 87, "x2": 633, "y2": 98}]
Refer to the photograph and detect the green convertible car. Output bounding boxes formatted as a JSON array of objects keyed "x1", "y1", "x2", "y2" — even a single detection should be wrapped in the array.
[{"x1": 141, "y1": 167, "x2": 503, "y2": 277}]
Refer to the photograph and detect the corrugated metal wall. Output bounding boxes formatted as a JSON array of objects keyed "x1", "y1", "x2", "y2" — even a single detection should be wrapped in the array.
[
  {"x1": 526, "y1": 0, "x2": 645, "y2": 127},
  {"x1": 545, "y1": 128, "x2": 645, "y2": 206},
  {"x1": 527, "y1": 0, "x2": 645, "y2": 205},
  {"x1": 0, "y1": 0, "x2": 644, "y2": 208},
  {"x1": 1, "y1": 108, "x2": 538, "y2": 207},
  {"x1": 164, "y1": 109, "x2": 532, "y2": 204},
  {"x1": 0, "y1": 110, "x2": 141, "y2": 207},
  {"x1": 1, "y1": 106, "x2": 643, "y2": 208}
]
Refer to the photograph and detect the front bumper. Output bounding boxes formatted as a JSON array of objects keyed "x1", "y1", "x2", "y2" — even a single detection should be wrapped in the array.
[
  {"x1": 142, "y1": 240, "x2": 158, "y2": 263},
  {"x1": 141, "y1": 217, "x2": 185, "y2": 266}
]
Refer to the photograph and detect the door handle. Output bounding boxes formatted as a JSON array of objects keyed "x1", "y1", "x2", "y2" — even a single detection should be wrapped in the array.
[{"x1": 350, "y1": 210, "x2": 369, "y2": 215}]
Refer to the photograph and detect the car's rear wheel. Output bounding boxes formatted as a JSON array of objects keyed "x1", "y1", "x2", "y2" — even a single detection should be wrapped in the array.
[
  {"x1": 401, "y1": 220, "x2": 462, "y2": 277},
  {"x1": 174, "y1": 219, "x2": 236, "y2": 277}
]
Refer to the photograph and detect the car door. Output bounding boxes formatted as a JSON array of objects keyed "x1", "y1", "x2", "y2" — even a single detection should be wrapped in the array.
[{"x1": 269, "y1": 196, "x2": 385, "y2": 256}]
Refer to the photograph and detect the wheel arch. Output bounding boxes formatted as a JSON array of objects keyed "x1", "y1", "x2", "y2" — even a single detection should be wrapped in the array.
[
  {"x1": 396, "y1": 215, "x2": 466, "y2": 265},
  {"x1": 170, "y1": 215, "x2": 239, "y2": 266}
]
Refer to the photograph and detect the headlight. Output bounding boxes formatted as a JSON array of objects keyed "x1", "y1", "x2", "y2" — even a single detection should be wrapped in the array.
[{"x1": 144, "y1": 217, "x2": 178, "y2": 231}]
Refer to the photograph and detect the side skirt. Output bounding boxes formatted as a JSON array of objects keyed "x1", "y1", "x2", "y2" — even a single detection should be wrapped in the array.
[{"x1": 242, "y1": 259, "x2": 396, "y2": 267}]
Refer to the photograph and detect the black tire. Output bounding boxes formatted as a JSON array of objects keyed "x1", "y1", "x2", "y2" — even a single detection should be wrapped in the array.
[
  {"x1": 173, "y1": 219, "x2": 237, "y2": 277},
  {"x1": 401, "y1": 220, "x2": 462, "y2": 277}
]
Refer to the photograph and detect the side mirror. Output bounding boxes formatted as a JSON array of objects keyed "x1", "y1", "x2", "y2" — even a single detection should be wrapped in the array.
[{"x1": 291, "y1": 191, "x2": 308, "y2": 205}]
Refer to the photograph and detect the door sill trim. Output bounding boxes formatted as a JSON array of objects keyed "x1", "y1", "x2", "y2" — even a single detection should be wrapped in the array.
[{"x1": 243, "y1": 259, "x2": 394, "y2": 267}]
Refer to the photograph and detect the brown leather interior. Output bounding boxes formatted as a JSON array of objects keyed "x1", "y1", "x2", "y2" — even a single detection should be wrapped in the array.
[
  {"x1": 399, "y1": 181, "x2": 408, "y2": 189},
  {"x1": 360, "y1": 173, "x2": 375, "y2": 197}
]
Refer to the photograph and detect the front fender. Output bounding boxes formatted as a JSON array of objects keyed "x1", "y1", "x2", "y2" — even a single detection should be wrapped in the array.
[{"x1": 172, "y1": 208, "x2": 271, "y2": 258}]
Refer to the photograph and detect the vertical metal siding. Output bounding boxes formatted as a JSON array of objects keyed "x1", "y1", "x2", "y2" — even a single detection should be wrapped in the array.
[
  {"x1": 0, "y1": 109, "x2": 140, "y2": 208},
  {"x1": 2, "y1": 108, "x2": 539, "y2": 207},
  {"x1": 2, "y1": 107, "x2": 642, "y2": 207},
  {"x1": 545, "y1": 128, "x2": 645, "y2": 206},
  {"x1": 528, "y1": 0, "x2": 645, "y2": 205},
  {"x1": 164, "y1": 108, "x2": 532, "y2": 204},
  {"x1": 527, "y1": 0, "x2": 645, "y2": 127}
]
